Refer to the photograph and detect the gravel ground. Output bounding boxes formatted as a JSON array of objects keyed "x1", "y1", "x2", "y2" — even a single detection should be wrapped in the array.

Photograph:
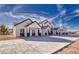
[{"x1": 56, "y1": 39, "x2": 79, "y2": 54}]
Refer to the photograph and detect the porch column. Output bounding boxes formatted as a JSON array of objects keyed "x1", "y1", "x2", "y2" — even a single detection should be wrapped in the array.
[
  {"x1": 35, "y1": 29, "x2": 38, "y2": 36},
  {"x1": 24, "y1": 28, "x2": 27, "y2": 37},
  {"x1": 30, "y1": 29, "x2": 32, "y2": 37},
  {"x1": 41, "y1": 30, "x2": 43, "y2": 36},
  {"x1": 43, "y1": 30, "x2": 45, "y2": 36},
  {"x1": 53, "y1": 30, "x2": 56, "y2": 35},
  {"x1": 47, "y1": 30, "x2": 48, "y2": 35},
  {"x1": 40, "y1": 29, "x2": 42, "y2": 36}
]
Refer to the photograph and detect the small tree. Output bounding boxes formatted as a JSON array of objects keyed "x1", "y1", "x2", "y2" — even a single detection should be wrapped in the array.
[{"x1": 0, "y1": 24, "x2": 9, "y2": 35}]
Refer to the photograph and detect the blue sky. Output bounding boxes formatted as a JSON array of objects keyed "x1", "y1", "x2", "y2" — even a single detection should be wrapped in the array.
[{"x1": 0, "y1": 4, "x2": 79, "y2": 31}]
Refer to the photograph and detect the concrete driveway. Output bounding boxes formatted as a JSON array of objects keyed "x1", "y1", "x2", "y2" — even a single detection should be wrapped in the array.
[{"x1": 0, "y1": 36, "x2": 78, "y2": 54}]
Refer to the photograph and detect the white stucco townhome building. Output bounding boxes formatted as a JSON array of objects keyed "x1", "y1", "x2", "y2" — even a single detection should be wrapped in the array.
[{"x1": 13, "y1": 18, "x2": 68, "y2": 37}]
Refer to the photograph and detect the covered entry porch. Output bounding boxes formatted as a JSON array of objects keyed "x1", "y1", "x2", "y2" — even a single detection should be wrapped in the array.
[{"x1": 25, "y1": 28, "x2": 41, "y2": 37}]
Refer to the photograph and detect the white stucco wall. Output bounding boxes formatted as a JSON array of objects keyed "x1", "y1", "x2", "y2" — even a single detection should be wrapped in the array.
[
  {"x1": 41, "y1": 27, "x2": 51, "y2": 36},
  {"x1": 26, "y1": 22, "x2": 41, "y2": 29},
  {"x1": 13, "y1": 20, "x2": 32, "y2": 37},
  {"x1": 26, "y1": 22, "x2": 41, "y2": 36}
]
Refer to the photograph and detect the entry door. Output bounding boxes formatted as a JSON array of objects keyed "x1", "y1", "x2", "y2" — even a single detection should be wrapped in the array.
[
  {"x1": 27, "y1": 33, "x2": 30, "y2": 37},
  {"x1": 20, "y1": 29, "x2": 25, "y2": 37},
  {"x1": 38, "y1": 29, "x2": 41, "y2": 36},
  {"x1": 32, "y1": 30, "x2": 35, "y2": 36}
]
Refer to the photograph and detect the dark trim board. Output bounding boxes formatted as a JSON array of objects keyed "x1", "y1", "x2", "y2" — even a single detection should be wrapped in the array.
[{"x1": 14, "y1": 18, "x2": 33, "y2": 26}]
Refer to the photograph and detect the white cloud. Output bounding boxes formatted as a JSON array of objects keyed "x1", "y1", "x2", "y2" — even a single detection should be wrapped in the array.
[
  {"x1": 56, "y1": 4, "x2": 66, "y2": 15},
  {"x1": 56, "y1": 4, "x2": 67, "y2": 27},
  {"x1": 4, "y1": 12, "x2": 22, "y2": 19},
  {"x1": 74, "y1": 9, "x2": 79, "y2": 13},
  {"x1": 65, "y1": 9, "x2": 79, "y2": 21},
  {"x1": 56, "y1": 4, "x2": 63, "y2": 12},
  {"x1": 11, "y1": 5, "x2": 23, "y2": 12},
  {"x1": 3, "y1": 12, "x2": 47, "y2": 22},
  {"x1": 63, "y1": 13, "x2": 79, "y2": 22},
  {"x1": 49, "y1": 15, "x2": 59, "y2": 20},
  {"x1": 39, "y1": 11, "x2": 49, "y2": 15},
  {"x1": 59, "y1": 9, "x2": 66, "y2": 16},
  {"x1": 0, "y1": 5, "x2": 61, "y2": 24}
]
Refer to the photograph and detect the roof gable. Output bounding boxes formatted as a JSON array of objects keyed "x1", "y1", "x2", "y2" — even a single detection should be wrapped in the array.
[
  {"x1": 40, "y1": 20, "x2": 48, "y2": 24},
  {"x1": 14, "y1": 18, "x2": 33, "y2": 26},
  {"x1": 41, "y1": 26, "x2": 50, "y2": 29},
  {"x1": 40, "y1": 20, "x2": 56, "y2": 27},
  {"x1": 25, "y1": 21, "x2": 41, "y2": 28}
]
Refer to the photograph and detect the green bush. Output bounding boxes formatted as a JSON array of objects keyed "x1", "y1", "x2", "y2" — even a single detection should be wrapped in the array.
[{"x1": 0, "y1": 24, "x2": 9, "y2": 35}]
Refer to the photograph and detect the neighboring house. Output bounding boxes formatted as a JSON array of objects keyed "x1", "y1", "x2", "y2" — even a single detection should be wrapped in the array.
[
  {"x1": 53, "y1": 26, "x2": 68, "y2": 35},
  {"x1": 58, "y1": 26, "x2": 68, "y2": 35},
  {"x1": 53, "y1": 27, "x2": 59, "y2": 35},
  {"x1": 13, "y1": 18, "x2": 68, "y2": 37}
]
